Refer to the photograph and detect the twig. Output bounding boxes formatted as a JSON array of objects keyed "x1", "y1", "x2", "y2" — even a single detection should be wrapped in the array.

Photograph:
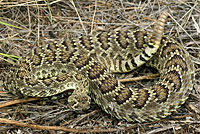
[
  {"x1": 69, "y1": 0, "x2": 87, "y2": 35},
  {"x1": 147, "y1": 125, "x2": 182, "y2": 134},
  {"x1": 90, "y1": 0, "x2": 97, "y2": 34},
  {"x1": 0, "y1": 97, "x2": 40, "y2": 108},
  {"x1": 0, "y1": 117, "x2": 118, "y2": 133},
  {"x1": 118, "y1": 74, "x2": 160, "y2": 83}
]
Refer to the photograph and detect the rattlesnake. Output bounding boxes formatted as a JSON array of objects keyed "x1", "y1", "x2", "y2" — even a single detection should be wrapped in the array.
[{"x1": 3, "y1": 11, "x2": 195, "y2": 122}]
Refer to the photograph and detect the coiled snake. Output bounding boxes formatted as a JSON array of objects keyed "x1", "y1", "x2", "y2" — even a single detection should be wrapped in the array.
[{"x1": 3, "y1": 11, "x2": 195, "y2": 122}]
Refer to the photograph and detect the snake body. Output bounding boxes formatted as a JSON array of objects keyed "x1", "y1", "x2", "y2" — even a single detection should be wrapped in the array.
[{"x1": 3, "y1": 11, "x2": 195, "y2": 122}]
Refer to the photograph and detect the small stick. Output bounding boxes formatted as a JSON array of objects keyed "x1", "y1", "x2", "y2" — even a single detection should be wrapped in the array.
[
  {"x1": 118, "y1": 74, "x2": 160, "y2": 83},
  {"x1": 0, "y1": 97, "x2": 40, "y2": 108},
  {"x1": 0, "y1": 117, "x2": 118, "y2": 133}
]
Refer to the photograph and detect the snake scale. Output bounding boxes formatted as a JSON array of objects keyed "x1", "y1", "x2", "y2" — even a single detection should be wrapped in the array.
[{"x1": 3, "y1": 11, "x2": 195, "y2": 122}]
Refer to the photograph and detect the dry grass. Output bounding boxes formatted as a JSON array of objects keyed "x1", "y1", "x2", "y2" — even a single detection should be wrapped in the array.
[{"x1": 0, "y1": 0, "x2": 200, "y2": 133}]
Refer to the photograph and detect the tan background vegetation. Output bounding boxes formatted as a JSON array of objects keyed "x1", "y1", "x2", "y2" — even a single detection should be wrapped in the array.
[{"x1": 0, "y1": 0, "x2": 200, "y2": 133}]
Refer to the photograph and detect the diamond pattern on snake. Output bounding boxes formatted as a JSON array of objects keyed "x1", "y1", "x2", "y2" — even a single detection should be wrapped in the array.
[{"x1": 3, "y1": 11, "x2": 195, "y2": 122}]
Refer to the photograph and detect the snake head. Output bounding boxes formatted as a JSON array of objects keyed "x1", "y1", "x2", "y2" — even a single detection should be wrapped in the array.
[{"x1": 68, "y1": 93, "x2": 91, "y2": 111}]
